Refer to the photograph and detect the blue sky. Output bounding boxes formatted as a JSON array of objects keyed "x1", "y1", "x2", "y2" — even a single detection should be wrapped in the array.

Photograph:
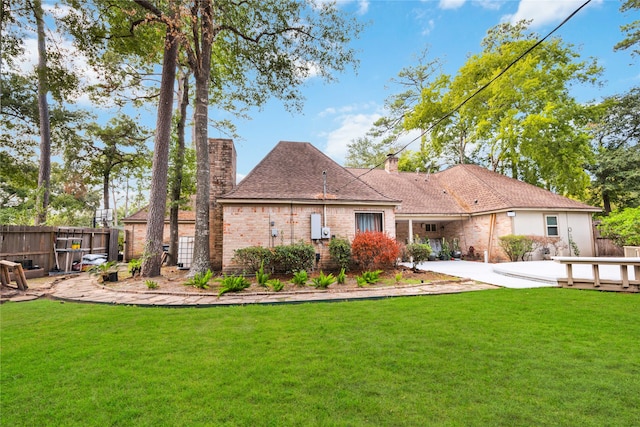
[{"x1": 223, "y1": 0, "x2": 637, "y2": 178}]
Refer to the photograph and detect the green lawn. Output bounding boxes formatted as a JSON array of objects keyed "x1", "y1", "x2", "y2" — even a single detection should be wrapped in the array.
[{"x1": 2, "y1": 288, "x2": 639, "y2": 426}]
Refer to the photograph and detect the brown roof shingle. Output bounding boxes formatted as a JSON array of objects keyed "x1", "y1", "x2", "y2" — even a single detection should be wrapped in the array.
[
  {"x1": 219, "y1": 141, "x2": 399, "y2": 204},
  {"x1": 350, "y1": 164, "x2": 599, "y2": 215}
]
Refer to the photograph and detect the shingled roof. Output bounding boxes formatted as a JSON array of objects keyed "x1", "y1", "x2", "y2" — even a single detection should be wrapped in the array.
[
  {"x1": 349, "y1": 163, "x2": 599, "y2": 215},
  {"x1": 219, "y1": 141, "x2": 399, "y2": 205}
]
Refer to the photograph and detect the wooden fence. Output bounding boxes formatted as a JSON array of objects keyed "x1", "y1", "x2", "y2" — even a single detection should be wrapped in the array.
[
  {"x1": 593, "y1": 222, "x2": 624, "y2": 257},
  {"x1": 0, "y1": 225, "x2": 118, "y2": 277}
]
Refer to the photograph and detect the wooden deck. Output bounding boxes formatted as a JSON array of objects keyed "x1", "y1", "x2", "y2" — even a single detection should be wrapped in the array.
[{"x1": 553, "y1": 256, "x2": 640, "y2": 292}]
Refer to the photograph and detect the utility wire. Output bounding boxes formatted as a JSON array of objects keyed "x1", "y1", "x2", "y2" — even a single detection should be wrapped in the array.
[{"x1": 339, "y1": 0, "x2": 592, "y2": 190}]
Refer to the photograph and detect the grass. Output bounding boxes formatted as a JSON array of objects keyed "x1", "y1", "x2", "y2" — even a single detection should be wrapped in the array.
[{"x1": 1, "y1": 288, "x2": 639, "y2": 426}]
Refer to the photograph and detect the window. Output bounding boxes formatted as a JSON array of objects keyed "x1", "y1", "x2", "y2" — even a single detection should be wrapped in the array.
[
  {"x1": 546, "y1": 215, "x2": 559, "y2": 236},
  {"x1": 356, "y1": 212, "x2": 383, "y2": 232},
  {"x1": 424, "y1": 223, "x2": 437, "y2": 232}
]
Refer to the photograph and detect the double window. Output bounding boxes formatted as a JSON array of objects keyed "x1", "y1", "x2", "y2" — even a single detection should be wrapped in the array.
[
  {"x1": 356, "y1": 212, "x2": 383, "y2": 232},
  {"x1": 546, "y1": 215, "x2": 559, "y2": 236}
]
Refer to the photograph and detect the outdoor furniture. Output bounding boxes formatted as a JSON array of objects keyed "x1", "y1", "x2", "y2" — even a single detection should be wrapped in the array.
[
  {"x1": 0, "y1": 260, "x2": 28, "y2": 291},
  {"x1": 553, "y1": 256, "x2": 640, "y2": 292}
]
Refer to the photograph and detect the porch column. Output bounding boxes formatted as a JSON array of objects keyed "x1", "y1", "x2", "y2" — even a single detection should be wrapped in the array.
[{"x1": 408, "y1": 219, "x2": 413, "y2": 244}]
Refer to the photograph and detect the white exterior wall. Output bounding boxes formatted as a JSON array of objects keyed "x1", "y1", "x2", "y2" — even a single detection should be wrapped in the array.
[{"x1": 512, "y1": 210, "x2": 594, "y2": 258}]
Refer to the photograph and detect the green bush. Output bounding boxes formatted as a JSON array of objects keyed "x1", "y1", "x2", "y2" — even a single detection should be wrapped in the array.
[
  {"x1": 498, "y1": 235, "x2": 534, "y2": 262},
  {"x1": 329, "y1": 237, "x2": 351, "y2": 270},
  {"x1": 128, "y1": 259, "x2": 142, "y2": 276},
  {"x1": 267, "y1": 279, "x2": 284, "y2": 292},
  {"x1": 336, "y1": 267, "x2": 346, "y2": 285},
  {"x1": 145, "y1": 280, "x2": 158, "y2": 290},
  {"x1": 255, "y1": 261, "x2": 270, "y2": 287},
  {"x1": 357, "y1": 270, "x2": 383, "y2": 285},
  {"x1": 405, "y1": 243, "x2": 432, "y2": 268},
  {"x1": 272, "y1": 242, "x2": 315, "y2": 273},
  {"x1": 311, "y1": 271, "x2": 335, "y2": 289},
  {"x1": 184, "y1": 270, "x2": 213, "y2": 289},
  {"x1": 218, "y1": 274, "x2": 251, "y2": 296},
  {"x1": 232, "y1": 246, "x2": 273, "y2": 272},
  {"x1": 291, "y1": 270, "x2": 308, "y2": 286},
  {"x1": 598, "y1": 207, "x2": 640, "y2": 246}
]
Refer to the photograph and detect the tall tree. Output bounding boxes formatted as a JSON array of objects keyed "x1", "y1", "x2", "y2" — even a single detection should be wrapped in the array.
[
  {"x1": 167, "y1": 67, "x2": 191, "y2": 266},
  {"x1": 345, "y1": 48, "x2": 440, "y2": 169},
  {"x1": 177, "y1": 0, "x2": 363, "y2": 275},
  {"x1": 615, "y1": 0, "x2": 640, "y2": 56},
  {"x1": 65, "y1": 114, "x2": 150, "y2": 215},
  {"x1": 405, "y1": 21, "x2": 601, "y2": 197},
  {"x1": 32, "y1": 0, "x2": 52, "y2": 224},
  {"x1": 588, "y1": 87, "x2": 640, "y2": 213},
  {"x1": 133, "y1": 0, "x2": 180, "y2": 277}
]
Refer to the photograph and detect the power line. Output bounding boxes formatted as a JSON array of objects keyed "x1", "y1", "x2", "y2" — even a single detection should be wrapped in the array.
[{"x1": 339, "y1": 0, "x2": 592, "y2": 190}]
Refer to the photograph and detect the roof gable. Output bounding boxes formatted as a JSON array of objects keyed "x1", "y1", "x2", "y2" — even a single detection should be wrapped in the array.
[{"x1": 219, "y1": 141, "x2": 398, "y2": 204}]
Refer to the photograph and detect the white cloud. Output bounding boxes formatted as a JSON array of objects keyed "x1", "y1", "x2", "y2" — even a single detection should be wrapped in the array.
[
  {"x1": 357, "y1": 0, "x2": 370, "y2": 15},
  {"x1": 503, "y1": 0, "x2": 602, "y2": 28},
  {"x1": 439, "y1": 0, "x2": 466, "y2": 10},
  {"x1": 321, "y1": 112, "x2": 382, "y2": 163}
]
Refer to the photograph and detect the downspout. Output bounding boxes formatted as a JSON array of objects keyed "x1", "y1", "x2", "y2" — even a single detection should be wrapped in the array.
[{"x1": 322, "y1": 171, "x2": 327, "y2": 228}]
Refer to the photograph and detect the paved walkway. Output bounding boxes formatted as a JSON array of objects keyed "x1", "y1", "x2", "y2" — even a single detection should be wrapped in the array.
[
  {"x1": 7, "y1": 259, "x2": 626, "y2": 307},
  {"x1": 413, "y1": 259, "x2": 637, "y2": 289},
  {"x1": 41, "y1": 275, "x2": 496, "y2": 307}
]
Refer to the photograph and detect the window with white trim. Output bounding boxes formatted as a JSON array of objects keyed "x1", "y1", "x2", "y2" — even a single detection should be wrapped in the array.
[
  {"x1": 546, "y1": 215, "x2": 559, "y2": 236},
  {"x1": 355, "y1": 212, "x2": 383, "y2": 232}
]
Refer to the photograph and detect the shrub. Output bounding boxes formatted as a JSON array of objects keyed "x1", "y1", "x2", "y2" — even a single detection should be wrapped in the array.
[
  {"x1": 405, "y1": 243, "x2": 432, "y2": 268},
  {"x1": 184, "y1": 270, "x2": 213, "y2": 289},
  {"x1": 395, "y1": 272, "x2": 403, "y2": 283},
  {"x1": 267, "y1": 279, "x2": 284, "y2": 292},
  {"x1": 232, "y1": 246, "x2": 273, "y2": 272},
  {"x1": 128, "y1": 259, "x2": 142, "y2": 277},
  {"x1": 272, "y1": 242, "x2": 315, "y2": 273},
  {"x1": 218, "y1": 274, "x2": 251, "y2": 296},
  {"x1": 291, "y1": 270, "x2": 308, "y2": 286},
  {"x1": 598, "y1": 207, "x2": 640, "y2": 246},
  {"x1": 357, "y1": 270, "x2": 382, "y2": 285},
  {"x1": 351, "y1": 231, "x2": 401, "y2": 270},
  {"x1": 329, "y1": 237, "x2": 351, "y2": 270},
  {"x1": 255, "y1": 261, "x2": 269, "y2": 287},
  {"x1": 498, "y1": 235, "x2": 534, "y2": 262},
  {"x1": 145, "y1": 280, "x2": 158, "y2": 289},
  {"x1": 336, "y1": 267, "x2": 346, "y2": 285},
  {"x1": 311, "y1": 271, "x2": 335, "y2": 289}
]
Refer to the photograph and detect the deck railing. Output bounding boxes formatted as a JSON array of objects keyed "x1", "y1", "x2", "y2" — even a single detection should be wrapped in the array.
[{"x1": 553, "y1": 256, "x2": 640, "y2": 292}]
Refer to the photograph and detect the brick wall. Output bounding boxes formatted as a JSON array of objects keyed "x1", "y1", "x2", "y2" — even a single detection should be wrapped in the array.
[
  {"x1": 221, "y1": 203, "x2": 396, "y2": 273},
  {"x1": 124, "y1": 221, "x2": 195, "y2": 261},
  {"x1": 209, "y1": 138, "x2": 236, "y2": 270}
]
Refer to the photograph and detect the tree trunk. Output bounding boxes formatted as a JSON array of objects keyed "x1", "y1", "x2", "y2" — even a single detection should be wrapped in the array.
[
  {"x1": 167, "y1": 69, "x2": 189, "y2": 266},
  {"x1": 603, "y1": 192, "x2": 612, "y2": 215},
  {"x1": 189, "y1": 8, "x2": 214, "y2": 276},
  {"x1": 141, "y1": 26, "x2": 179, "y2": 277},
  {"x1": 33, "y1": 0, "x2": 51, "y2": 225},
  {"x1": 103, "y1": 170, "x2": 110, "y2": 211}
]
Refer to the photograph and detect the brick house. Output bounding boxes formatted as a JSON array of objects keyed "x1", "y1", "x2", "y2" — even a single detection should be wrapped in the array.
[
  {"x1": 124, "y1": 138, "x2": 599, "y2": 270},
  {"x1": 352, "y1": 156, "x2": 600, "y2": 262}
]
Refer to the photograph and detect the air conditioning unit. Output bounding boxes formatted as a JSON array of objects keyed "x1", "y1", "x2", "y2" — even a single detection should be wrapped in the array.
[{"x1": 177, "y1": 236, "x2": 195, "y2": 270}]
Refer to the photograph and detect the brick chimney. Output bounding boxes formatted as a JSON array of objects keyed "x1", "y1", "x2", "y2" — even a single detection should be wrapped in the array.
[
  {"x1": 209, "y1": 138, "x2": 236, "y2": 270},
  {"x1": 385, "y1": 153, "x2": 398, "y2": 173}
]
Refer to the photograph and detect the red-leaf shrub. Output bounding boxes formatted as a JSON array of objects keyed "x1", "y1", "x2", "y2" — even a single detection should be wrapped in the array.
[{"x1": 351, "y1": 231, "x2": 401, "y2": 270}]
